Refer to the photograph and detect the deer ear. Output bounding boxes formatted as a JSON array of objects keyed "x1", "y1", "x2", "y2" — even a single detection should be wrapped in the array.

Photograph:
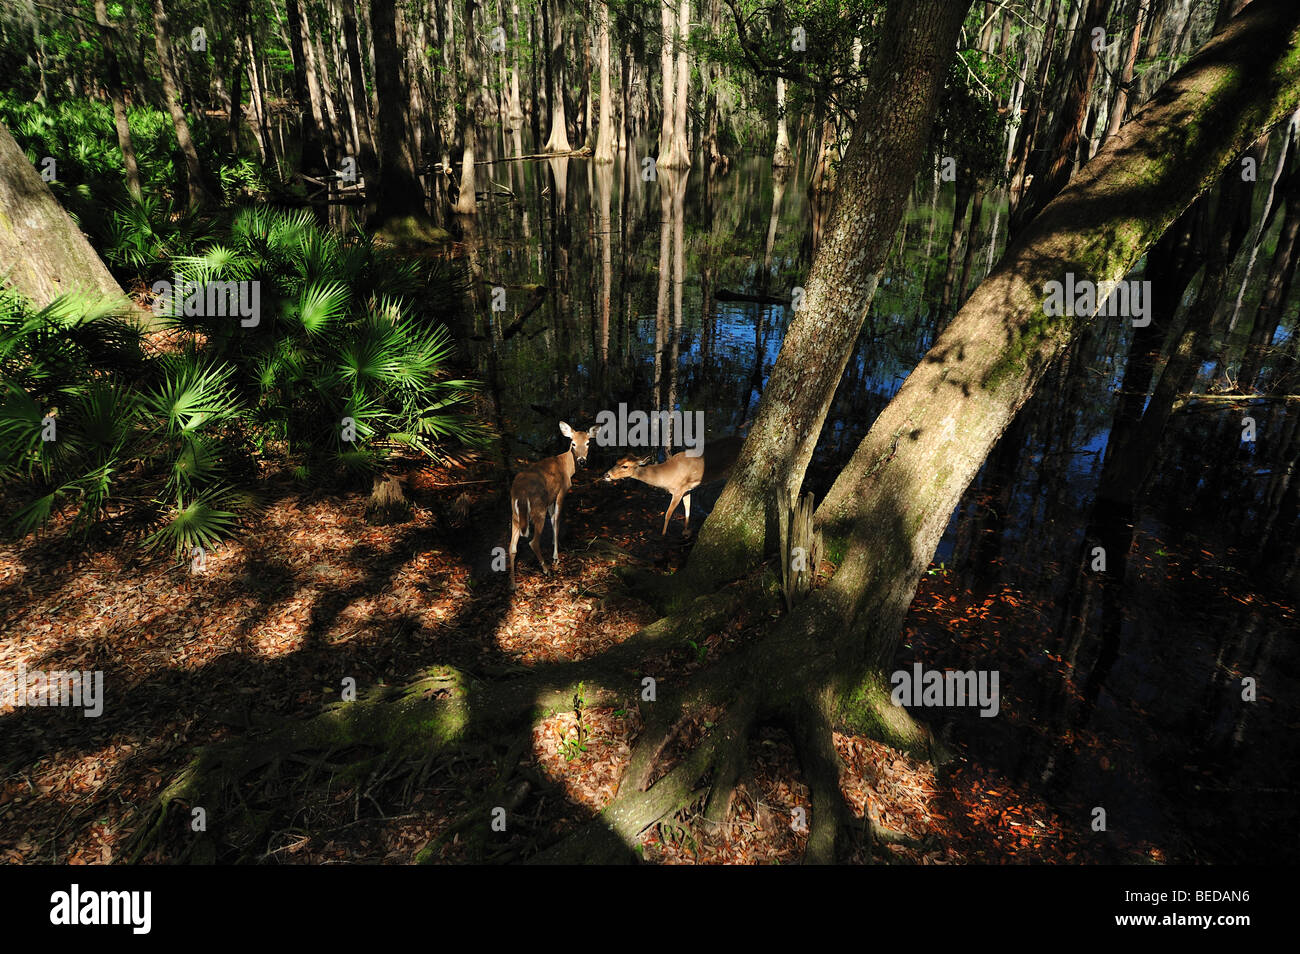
[
  {"x1": 639, "y1": 455, "x2": 654, "y2": 466},
  {"x1": 559, "y1": 421, "x2": 574, "y2": 438}
]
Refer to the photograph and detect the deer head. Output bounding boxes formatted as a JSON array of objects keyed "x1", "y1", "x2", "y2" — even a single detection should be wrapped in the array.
[{"x1": 559, "y1": 421, "x2": 591, "y2": 468}]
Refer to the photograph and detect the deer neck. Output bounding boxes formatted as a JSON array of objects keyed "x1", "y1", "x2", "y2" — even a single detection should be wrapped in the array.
[
  {"x1": 633, "y1": 461, "x2": 673, "y2": 490},
  {"x1": 557, "y1": 449, "x2": 577, "y2": 484}
]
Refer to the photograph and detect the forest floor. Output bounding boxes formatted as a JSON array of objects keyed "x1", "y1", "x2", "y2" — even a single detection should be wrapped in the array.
[{"x1": 0, "y1": 453, "x2": 1163, "y2": 865}]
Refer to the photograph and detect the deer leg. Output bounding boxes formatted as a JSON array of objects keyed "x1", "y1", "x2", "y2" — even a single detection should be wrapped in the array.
[
  {"x1": 550, "y1": 501, "x2": 561, "y2": 561},
  {"x1": 508, "y1": 518, "x2": 521, "y2": 590},
  {"x1": 663, "y1": 492, "x2": 683, "y2": 535},
  {"x1": 530, "y1": 511, "x2": 548, "y2": 572},
  {"x1": 682, "y1": 493, "x2": 692, "y2": 535}
]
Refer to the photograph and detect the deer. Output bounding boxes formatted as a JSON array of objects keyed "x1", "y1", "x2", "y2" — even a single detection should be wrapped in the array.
[
  {"x1": 508, "y1": 421, "x2": 592, "y2": 589},
  {"x1": 601, "y1": 435, "x2": 745, "y2": 536}
]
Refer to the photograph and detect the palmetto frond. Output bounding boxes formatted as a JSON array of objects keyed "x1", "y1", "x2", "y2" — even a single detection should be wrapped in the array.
[{"x1": 144, "y1": 358, "x2": 242, "y2": 437}]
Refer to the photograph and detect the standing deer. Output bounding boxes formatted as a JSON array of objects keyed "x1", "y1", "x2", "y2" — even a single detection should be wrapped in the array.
[
  {"x1": 508, "y1": 421, "x2": 592, "y2": 589},
  {"x1": 601, "y1": 435, "x2": 745, "y2": 535}
]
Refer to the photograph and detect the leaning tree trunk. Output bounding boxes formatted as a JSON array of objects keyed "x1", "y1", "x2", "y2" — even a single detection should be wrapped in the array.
[
  {"x1": 677, "y1": 0, "x2": 973, "y2": 598},
  {"x1": 815, "y1": 0, "x2": 1300, "y2": 675},
  {"x1": 0, "y1": 121, "x2": 126, "y2": 308}
]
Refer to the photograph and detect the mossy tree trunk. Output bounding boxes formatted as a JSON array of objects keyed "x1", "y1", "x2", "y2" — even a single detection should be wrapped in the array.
[{"x1": 815, "y1": 0, "x2": 1300, "y2": 668}]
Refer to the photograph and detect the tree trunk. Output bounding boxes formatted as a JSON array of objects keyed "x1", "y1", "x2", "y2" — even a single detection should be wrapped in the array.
[
  {"x1": 543, "y1": 0, "x2": 572, "y2": 152},
  {"x1": 93, "y1": 0, "x2": 142, "y2": 201},
  {"x1": 773, "y1": 77, "x2": 794, "y2": 168},
  {"x1": 1241, "y1": 141, "x2": 1300, "y2": 389},
  {"x1": 453, "y1": 0, "x2": 481, "y2": 214},
  {"x1": 1104, "y1": 0, "x2": 1149, "y2": 143},
  {"x1": 341, "y1": 0, "x2": 377, "y2": 185},
  {"x1": 657, "y1": 0, "x2": 675, "y2": 165},
  {"x1": 284, "y1": 0, "x2": 328, "y2": 175},
  {"x1": 0, "y1": 121, "x2": 126, "y2": 307},
  {"x1": 367, "y1": 0, "x2": 430, "y2": 228},
  {"x1": 1008, "y1": 0, "x2": 1062, "y2": 212},
  {"x1": 1014, "y1": 0, "x2": 1114, "y2": 234},
  {"x1": 659, "y1": 0, "x2": 691, "y2": 169},
  {"x1": 594, "y1": 1, "x2": 615, "y2": 162},
  {"x1": 152, "y1": 0, "x2": 210, "y2": 208},
  {"x1": 679, "y1": 0, "x2": 973, "y2": 596}
]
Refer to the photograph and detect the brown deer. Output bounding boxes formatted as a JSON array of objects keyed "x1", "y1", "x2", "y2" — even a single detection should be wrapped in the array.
[
  {"x1": 508, "y1": 421, "x2": 592, "y2": 589},
  {"x1": 601, "y1": 435, "x2": 745, "y2": 536}
]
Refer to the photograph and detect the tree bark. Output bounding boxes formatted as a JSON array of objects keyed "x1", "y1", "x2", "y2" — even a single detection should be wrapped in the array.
[
  {"x1": 0, "y1": 121, "x2": 126, "y2": 307},
  {"x1": 659, "y1": 0, "x2": 691, "y2": 169},
  {"x1": 341, "y1": 0, "x2": 377, "y2": 185},
  {"x1": 284, "y1": 0, "x2": 329, "y2": 175},
  {"x1": 678, "y1": 0, "x2": 973, "y2": 597},
  {"x1": 367, "y1": 0, "x2": 430, "y2": 227},
  {"x1": 1104, "y1": 0, "x2": 1149, "y2": 143},
  {"x1": 1013, "y1": 0, "x2": 1114, "y2": 234},
  {"x1": 543, "y1": 0, "x2": 572, "y2": 152},
  {"x1": 657, "y1": 0, "x2": 676, "y2": 165},
  {"x1": 453, "y1": 0, "x2": 481, "y2": 214}
]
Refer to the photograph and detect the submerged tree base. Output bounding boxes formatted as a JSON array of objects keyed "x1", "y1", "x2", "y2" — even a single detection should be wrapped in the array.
[{"x1": 372, "y1": 214, "x2": 453, "y2": 248}]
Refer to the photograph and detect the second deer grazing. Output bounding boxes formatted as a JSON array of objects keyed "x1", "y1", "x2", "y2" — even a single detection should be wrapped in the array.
[
  {"x1": 508, "y1": 421, "x2": 591, "y2": 589},
  {"x1": 602, "y1": 435, "x2": 744, "y2": 536}
]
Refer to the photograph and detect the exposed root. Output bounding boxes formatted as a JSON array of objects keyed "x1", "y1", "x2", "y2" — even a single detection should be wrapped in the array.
[
  {"x1": 527, "y1": 695, "x2": 760, "y2": 863},
  {"x1": 793, "y1": 689, "x2": 851, "y2": 864}
]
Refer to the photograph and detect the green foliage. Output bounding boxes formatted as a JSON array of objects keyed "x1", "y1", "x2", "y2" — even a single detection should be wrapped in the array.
[
  {"x1": 0, "y1": 95, "x2": 180, "y2": 235},
  {"x1": 0, "y1": 290, "x2": 246, "y2": 555},
  {"x1": 0, "y1": 211, "x2": 488, "y2": 555},
  {"x1": 931, "y1": 44, "x2": 1011, "y2": 184},
  {"x1": 104, "y1": 194, "x2": 214, "y2": 275}
]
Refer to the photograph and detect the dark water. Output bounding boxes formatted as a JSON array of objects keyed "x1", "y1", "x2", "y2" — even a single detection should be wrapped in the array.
[{"x1": 450, "y1": 147, "x2": 1299, "y2": 863}]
